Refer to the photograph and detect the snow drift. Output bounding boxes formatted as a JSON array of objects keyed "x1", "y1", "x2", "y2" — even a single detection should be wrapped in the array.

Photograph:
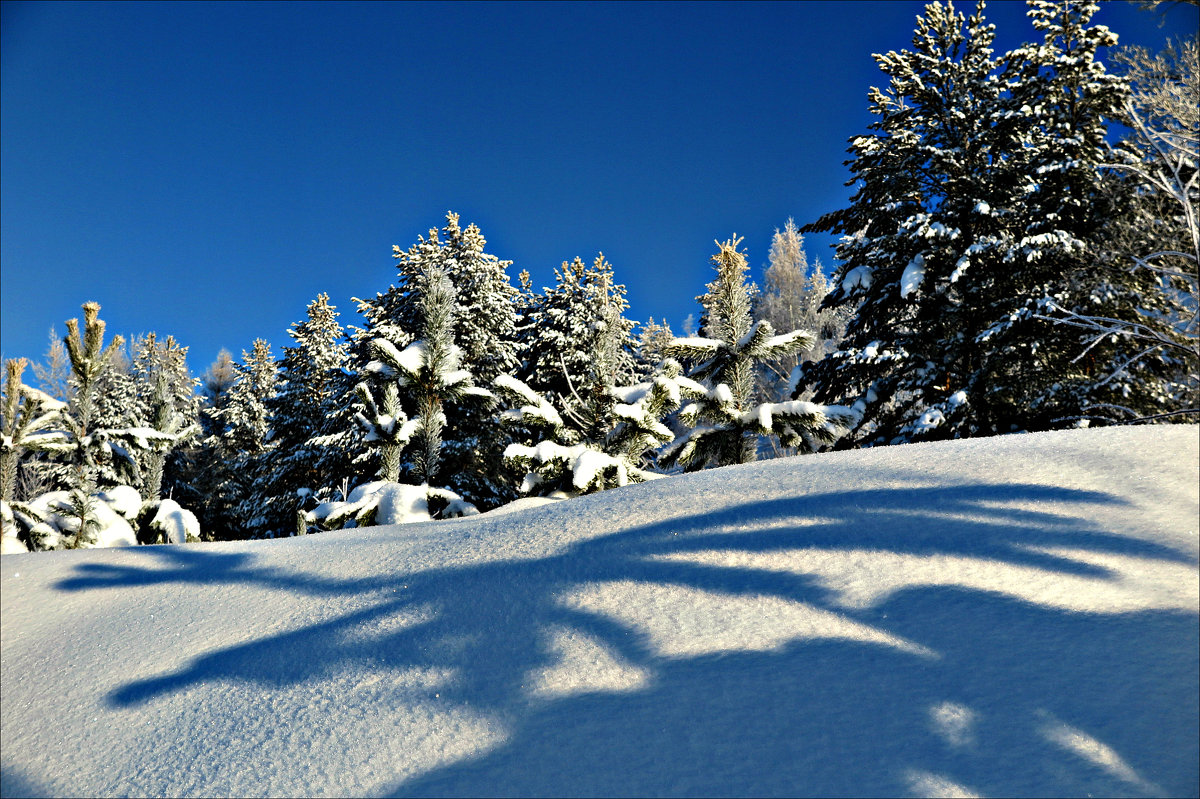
[{"x1": 1, "y1": 426, "x2": 1197, "y2": 798}]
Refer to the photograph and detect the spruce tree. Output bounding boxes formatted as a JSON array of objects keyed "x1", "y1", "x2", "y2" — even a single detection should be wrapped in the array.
[
  {"x1": 257, "y1": 294, "x2": 356, "y2": 535},
  {"x1": 1, "y1": 358, "x2": 72, "y2": 551},
  {"x1": 204, "y1": 339, "x2": 279, "y2": 538},
  {"x1": 353, "y1": 213, "x2": 522, "y2": 508},
  {"x1": 519, "y1": 254, "x2": 640, "y2": 431},
  {"x1": 798, "y1": 0, "x2": 1154, "y2": 444}
]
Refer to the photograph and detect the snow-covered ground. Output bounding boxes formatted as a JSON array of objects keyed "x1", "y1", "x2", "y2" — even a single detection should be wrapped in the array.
[{"x1": 1, "y1": 426, "x2": 1197, "y2": 798}]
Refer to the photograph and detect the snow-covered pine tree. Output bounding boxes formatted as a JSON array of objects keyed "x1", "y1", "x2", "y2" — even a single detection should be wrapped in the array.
[
  {"x1": 60, "y1": 302, "x2": 127, "y2": 547},
  {"x1": 127, "y1": 334, "x2": 201, "y2": 501},
  {"x1": 635, "y1": 317, "x2": 676, "y2": 370},
  {"x1": 494, "y1": 359, "x2": 687, "y2": 497},
  {"x1": 364, "y1": 264, "x2": 492, "y2": 490},
  {"x1": 661, "y1": 237, "x2": 853, "y2": 471},
  {"x1": 310, "y1": 265, "x2": 486, "y2": 529},
  {"x1": 255, "y1": 294, "x2": 357, "y2": 536},
  {"x1": 977, "y1": 0, "x2": 1172, "y2": 427},
  {"x1": 1, "y1": 358, "x2": 73, "y2": 552},
  {"x1": 755, "y1": 218, "x2": 851, "y2": 404}
]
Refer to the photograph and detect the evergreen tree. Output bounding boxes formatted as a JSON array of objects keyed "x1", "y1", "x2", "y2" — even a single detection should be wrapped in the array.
[
  {"x1": 636, "y1": 317, "x2": 677, "y2": 370},
  {"x1": 61, "y1": 303, "x2": 126, "y2": 546},
  {"x1": 1, "y1": 358, "x2": 72, "y2": 551},
  {"x1": 204, "y1": 339, "x2": 279, "y2": 538},
  {"x1": 798, "y1": 0, "x2": 1155, "y2": 445},
  {"x1": 519, "y1": 254, "x2": 640, "y2": 430},
  {"x1": 362, "y1": 264, "x2": 493, "y2": 490},
  {"x1": 257, "y1": 294, "x2": 356, "y2": 535},
  {"x1": 661, "y1": 237, "x2": 852, "y2": 471},
  {"x1": 127, "y1": 333, "x2": 201, "y2": 500},
  {"x1": 353, "y1": 213, "x2": 522, "y2": 508},
  {"x1": 1038, "y1": 35, "x2": 1199, "y2": 419}
]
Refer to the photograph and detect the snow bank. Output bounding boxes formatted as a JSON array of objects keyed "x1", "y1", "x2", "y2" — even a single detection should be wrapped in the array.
[{"x1": 1, "y1": 426, "x2": 1197, "y2": 798}]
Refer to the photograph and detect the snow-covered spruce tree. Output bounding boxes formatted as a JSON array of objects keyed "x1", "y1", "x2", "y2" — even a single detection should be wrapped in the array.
[
  {"x1": 1036, "y1": 35, "x2": 1199, "y2": 420},
  {"x1": 127, "y1": 334, "x2": 201, "y2": 500},
  {"x1": 352, "y1": 212, "x2": 521, "y2": 508},
  {"x1": 635, "y1": 317, "x2": 677, "y2": 370},
  {"x1": 978, "y1": 0, "x2": 1177, "y2": 426},
  {"x1": 660, "y1": 237, "x2": 853, "y2": 471},
  {"x1": 754, "y1": 218, "x2": 851, "y2": 404},
  {"x1": 253, "y1": 294, "x2": 357, "y2": 536},
  {"x1": 797, "y1": 0, "x2": 1149, "y2": 445},
  {"x1": 518, "y1": 254, "x2": 641, "y2": 430},
  {"x1": 1, "y1": 358, "x2": 73, "y2": 552},
  {"x1": 202, "y1": 339, "x2": 279, "y2": 539},
  {"x1": 311, "y1": 265, "x2": 485, "y2": 529}
]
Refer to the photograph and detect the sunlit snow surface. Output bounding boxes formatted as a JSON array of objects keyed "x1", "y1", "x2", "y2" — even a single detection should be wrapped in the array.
[{"x1": 2, "y1": 427, "x2": 1197, "y2": 798}]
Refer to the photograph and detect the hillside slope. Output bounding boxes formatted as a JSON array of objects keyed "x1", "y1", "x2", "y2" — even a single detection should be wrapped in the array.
[{"x1": 2, "y1": 426, "x2": 1197, "y2": 798}]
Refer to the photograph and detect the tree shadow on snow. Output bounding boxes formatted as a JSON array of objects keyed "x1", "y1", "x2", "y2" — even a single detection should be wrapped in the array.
[{"x1": 51, "y1": 481, "x2": 1200, "y2": 797}]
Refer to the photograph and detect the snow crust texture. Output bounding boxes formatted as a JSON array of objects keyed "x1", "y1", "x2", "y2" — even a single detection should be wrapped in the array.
[{"x1": 1, "y1": 427, "x2": 1197, "y2": 798}]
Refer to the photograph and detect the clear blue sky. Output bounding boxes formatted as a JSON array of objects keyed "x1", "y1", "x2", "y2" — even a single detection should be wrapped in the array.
[{"x1": 3, "y1": 0, "x2": 1196, "y2": 377}]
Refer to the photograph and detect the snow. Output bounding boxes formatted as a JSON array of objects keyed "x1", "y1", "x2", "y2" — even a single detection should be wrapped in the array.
[
  {"x1": 1, "y1": 426, "x2": 1197, "y2": 798},
  {"x1": 149, "y1": 499, "x2": 200, "y2": 544},
  {"x1": 901, "y1": 255, "x2": 926, "y2": 298},
  {"x1": 842, "y1": 265, "x2": 873, "y2": 292},
  {"x1": 96, "y1": 486, "x2": 141, "y2": 520}
]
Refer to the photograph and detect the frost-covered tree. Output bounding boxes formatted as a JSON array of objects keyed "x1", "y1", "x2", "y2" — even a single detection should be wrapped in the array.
[
  {"x1": 311, "y1": 266, "x2": 486, "y2": 529},
  {"x1": 1, "y1": 358, "x2": 72, "y2": 552},
  {"x1": 495, "y1": 357, "x2": 688, "y2": 496},
  {"x1": 1037, "y1": 35, "x2": 1199, "y2": 420},
  {"x1": 519, "y1": 254, "x2": 640, "y2": 429},
  {"x1": 798, "y1": 0, "x2": 1154, "y2": 445},
  {"x1": 661, "y1": 237, "x2": 853, "y2": 470},
  {"x1": 127, "y1": 334, "x2": 201, "y2": 501},
  {"x1": 200, "y1": 339, "x2": 279, "y2": 538},
  {"x1": 635, "y1": 317, "x2": 676, "y2": 370},
  {"x1": 255, "y1": 294, "x2": 356, "y2": 536},
  {"x1": 59, "y1": 302, "x2": 128, "y2": 547},
  {"x1": 201, "y1": 349, "x2": 237, "y2": 414},
  {"x1": 353, "y1": 213, "x2": 521, "y2": 508},
  {"x1": 755, "y1": 219, "x2": 851, "y2": 403}
]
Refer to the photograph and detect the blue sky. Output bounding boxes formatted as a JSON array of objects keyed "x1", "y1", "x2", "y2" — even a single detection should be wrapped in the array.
[{"x1": 2, "y1": 0, "x2": 1196, "y2": 377}]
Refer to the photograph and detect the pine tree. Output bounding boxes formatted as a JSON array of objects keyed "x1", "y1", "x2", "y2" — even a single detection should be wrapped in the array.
[
  {"x1": 361, "y1": 264, "x2": 493, "y2": 491},
  {"x1": 1037, "y1": 35, "x2": 1199, "y2": 420},
  {"x1": 519, "y1": 254, "x2": 640, "y2": 430},
  {"x1": 127, "y1": 333, "x2": 201, "y2": 501},
  {"x1": 661, "y1": 237, "x2": 852, "y2": 471},
  {"x1": 1, "y1": 358, "x2": 72, "y2": 551},
  {"x1": 61, "y1": 303, "x2": 126, "y2": 547}
]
